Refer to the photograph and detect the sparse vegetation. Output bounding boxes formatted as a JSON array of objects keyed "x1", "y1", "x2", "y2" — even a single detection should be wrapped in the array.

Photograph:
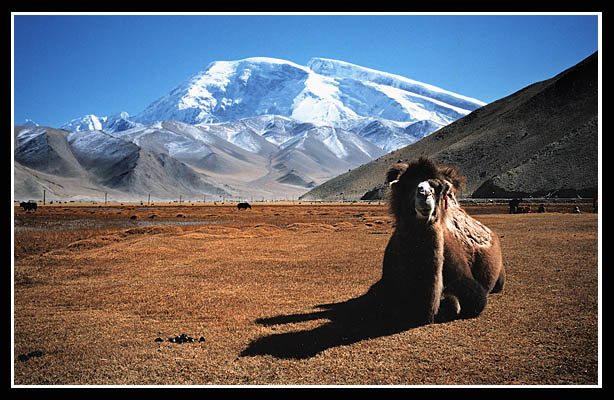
[{"x1": 13, "y1": 202, "x2": 598, "y2": 385}]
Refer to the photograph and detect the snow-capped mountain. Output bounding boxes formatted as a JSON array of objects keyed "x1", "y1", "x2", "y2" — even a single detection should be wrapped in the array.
[
  {"x1": 61, "y1": 111, "x2": 142, "y2": 133},
  {"x1": 131, "y1": 56, "x2": 484, "y2": 128},
  {"x1": 14, "y1": 118, "x2": 385, "y2": 201},
  {"x1": 61, "y1": 114, "x2": 104, "y2": 131},
  {"x1": 307, "y1": 58, "x2": 485, "y2": 116},
  {"x1": 110, "y1": 117, "x2": 386, "y2": 197},
  {"x1": 14, "y1": 125, "x2": 229, "y2": 201},
  {"x1": 61, "y1": 57, "x2": 485, "y2": 153},
  {"x1": 19, "y1": 57, "x2": 487, "y2": 201},
  {"x1": 21, "y1": 118, "x2": 39, "y2": 126}
]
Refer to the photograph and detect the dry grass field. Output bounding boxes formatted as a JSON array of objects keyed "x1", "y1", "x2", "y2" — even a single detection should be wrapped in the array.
[{"x1": 12, "y1": 201, "x2": 599, "y2": 386}]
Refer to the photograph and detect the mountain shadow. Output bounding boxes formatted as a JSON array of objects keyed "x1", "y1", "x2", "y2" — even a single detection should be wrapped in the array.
[{"x1": 240, "y1": 284, "x2": 435, "y2": 360}]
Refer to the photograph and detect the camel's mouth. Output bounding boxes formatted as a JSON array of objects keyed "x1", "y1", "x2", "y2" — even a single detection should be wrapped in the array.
[
  {"x1": 415, "y1": 197, "x2": 436, "y2": 218},
  {"x1": 415, "y1": 205, "x2": 434, "y2": 219}
]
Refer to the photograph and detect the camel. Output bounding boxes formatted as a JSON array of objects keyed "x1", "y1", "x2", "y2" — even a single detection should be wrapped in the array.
[
  {"x1": 240, "y1": 158, "x2": 506, "y2": 358},
  {"x1": 367, "y1": 157, "x2": 505, "y2": 324}
]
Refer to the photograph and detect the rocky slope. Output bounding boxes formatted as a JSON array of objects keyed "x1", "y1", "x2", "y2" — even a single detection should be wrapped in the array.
[{"x1": 301, "y1": 52, "x2": 598, "y2": 201}]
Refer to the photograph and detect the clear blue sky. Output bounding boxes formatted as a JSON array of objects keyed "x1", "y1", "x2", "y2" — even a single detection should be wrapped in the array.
[{"x1": 12, "y1": 13, "x2": 599, "y2": 128}]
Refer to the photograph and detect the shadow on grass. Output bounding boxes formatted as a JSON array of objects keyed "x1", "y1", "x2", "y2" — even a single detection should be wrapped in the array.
[{"x1": 240, "y1": 285, "x2": 427, "y2": 360}]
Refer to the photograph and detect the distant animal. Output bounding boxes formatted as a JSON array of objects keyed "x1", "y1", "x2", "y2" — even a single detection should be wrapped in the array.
[
  {"x1": 19, "y1": 201, "x2": 37, "y2": 212},
  {"x1": 517, "y1": 205, "x2": 531, "y2": 213},
  {"x1": 237, "y1": 202, "x2": 252, "y2": 210},
  {"x1": 366, "y1": 157, "x2": 505, "y2": 324},
  {"x1": 509, "y1": 198, "x2": 521, "y2": 214}
]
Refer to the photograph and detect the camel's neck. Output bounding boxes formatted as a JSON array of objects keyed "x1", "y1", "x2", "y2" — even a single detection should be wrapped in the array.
[{"x1": 396, "y1": 216, "x2": 445, "y2": 253}]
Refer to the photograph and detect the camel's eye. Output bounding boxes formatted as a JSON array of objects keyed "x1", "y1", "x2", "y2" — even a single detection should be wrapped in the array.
[
  {"x1": 427, "y1": 180, "x2": 442, "y2": 196},
  {"x1": 416, "y1": 181, "x2": 434, "y2": 198}
]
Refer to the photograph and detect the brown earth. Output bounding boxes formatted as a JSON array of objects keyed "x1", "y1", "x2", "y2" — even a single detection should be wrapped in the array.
[{"x1": 13, "y1": 202, "x2": 599, "y2": 386}]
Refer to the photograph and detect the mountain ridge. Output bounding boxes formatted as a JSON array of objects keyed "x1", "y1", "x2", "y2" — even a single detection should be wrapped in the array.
[
  {"x1": 14, "y1": 125, "x2": 230, "y2": 202},
  {"x1": 14, "y1": 115, "x2": 388, "y2": 202},
  {"x1": 59, "y1": 56, "x2": 484, "y2": 153},
  {"x1": 18, "y1": 54, "x2": 597, "y2": 203},
  {"x1": 17, "y1": 56, "x2": 488, "y2": 201},
  {"x1": 300, "y1": 52, "x2": 598, "y2": 201}
]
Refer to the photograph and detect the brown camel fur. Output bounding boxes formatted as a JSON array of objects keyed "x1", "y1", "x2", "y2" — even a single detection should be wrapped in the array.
[{"x1": 368, "y1": 157, "x2": 505, "y2": 324}]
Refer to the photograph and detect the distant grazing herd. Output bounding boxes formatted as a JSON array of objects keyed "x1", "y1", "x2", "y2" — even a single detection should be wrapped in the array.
[
  {"x1": 16, "y1": 200, "x2": 255, "y2": 212},
  {"x1": 14, "y1": 165, "x2": 596, "y2": 328},
  {"x1": 16, "y1": 197, "x2": 596, "y2": 215},
  {"x1": 19, "y1": 201, "x2": 37, "y2": 212}
]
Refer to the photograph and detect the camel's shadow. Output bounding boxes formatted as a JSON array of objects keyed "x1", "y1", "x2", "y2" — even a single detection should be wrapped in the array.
[{"x1": 240, "y1": 286, "x2": 428, "y2": 360}]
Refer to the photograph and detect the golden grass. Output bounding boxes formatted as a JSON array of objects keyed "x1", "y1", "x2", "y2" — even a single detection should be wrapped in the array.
[{"x1": 13, "y1": 202, "x2": 599, "y2": 386}]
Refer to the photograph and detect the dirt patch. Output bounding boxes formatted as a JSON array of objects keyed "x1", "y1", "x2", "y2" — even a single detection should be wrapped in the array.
[
  {"x1": 65, "y1": 235, "x2": 124, "y2": 251},
  {"x1": 285, "y1": 222, "x2": 336, "y2": 233}
]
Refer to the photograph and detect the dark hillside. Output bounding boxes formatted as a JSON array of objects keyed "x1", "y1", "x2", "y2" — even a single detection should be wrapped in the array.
[{"x1": 301, "y1": 52, "x2": 598, "y2": 200}]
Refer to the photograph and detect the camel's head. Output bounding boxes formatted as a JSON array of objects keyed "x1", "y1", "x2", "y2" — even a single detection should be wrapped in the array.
[
  {"x1": 414, "y1": 179, "x2": 451, "y2": 222},
  {"x1": 386, "y1": 157, "x2": 464, "y2": 225}
]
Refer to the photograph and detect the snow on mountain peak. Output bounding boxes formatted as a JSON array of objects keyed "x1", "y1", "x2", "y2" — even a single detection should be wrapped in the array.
[
  {"x1": 129, "y1": 56, "x2": 485, "y2": 129},
  {"x1": 60, "y1": 111, "x2": 140, "y2": 133},
  {"x1": 22, "y1": 118, "x2": 39, "y2": 126},
  {"x1": 59, "y1": 57, "x2": 487, "y2": 135},
  {"x1": 307, "y1": 57, "x2": 487, "y2": 111},
  {"x1": 58, "y1": 56, "x2": 487, "y2": 158},
  {"x1": 61, "y1": 114, "x2": 103, "y2": 132}
]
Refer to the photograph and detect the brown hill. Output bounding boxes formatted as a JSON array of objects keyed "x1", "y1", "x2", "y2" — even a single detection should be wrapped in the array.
[{"x1": 300, "y1": 52, "x2": 598, "y2": 201}]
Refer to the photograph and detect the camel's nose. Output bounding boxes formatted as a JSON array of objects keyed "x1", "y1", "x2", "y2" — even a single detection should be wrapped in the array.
[
  {"x1": 415, "y1": 181, "x2": 436, "y2": 219},
  {"x1": 417, "y1": 182, "x2": 433, "y2": 198}
]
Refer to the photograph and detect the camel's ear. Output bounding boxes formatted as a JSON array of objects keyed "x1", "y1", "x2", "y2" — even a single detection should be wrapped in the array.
[
  {"x1": 439, "y1": 166, "x2": 465, "y2": 193},
  {"x1": 442, "y1": 180, "x2": 453, "y2": 197},
  {"x1": 439, "y1": 180, "x2": 454, "y2": 210},
  {"x1": 386, "y1": 163, "x2": 408, "y2": 187}
]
